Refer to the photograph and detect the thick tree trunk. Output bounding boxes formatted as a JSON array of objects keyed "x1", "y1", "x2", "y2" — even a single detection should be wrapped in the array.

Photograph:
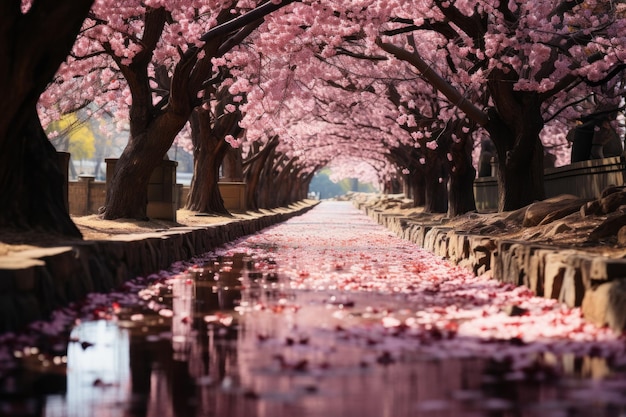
[
  {"x1": 295, "y1": 173, "x2": 312, "y2": 202},
  {"x1": 494, "y1": 134, "x2": 544, "y2": 212},
  {"x1": 186, "y1": 140, "x2": 229, "y2": 214},
  {"x1": 402, "y1": 174, "x2": 411, "y2": 199},
  {"x1": 103, "y1": 112, "x2": 188, "y2": 220},
  {"x1": 185, "y1": 108, "x2": 230, "y2": 215},
  {"x1": 447, "y1": 129, "x2": 477, "y2": 217},
  {"x1": 244, "y1": 160, "x2": 262, "y2": 211},
  {"x1": 270, "y1": 157, "x2": 296, "y2": 207},
  {"x1": 103, "y1": 136, "x2": 154, "y2": 220},
  {"x1": 100, "y1": 8, "x2": 213, "y2": 220},
  {"x1": 0, "y1": 108, "x2": 82, "y2": 237},
  {"x1": 410, "y1": 174, "x2": 426, "y2": 207},
  {"x1": 185, "y1": 81, "x2": 243, "y2": 215},
  {"x1": 283, "y1": 168, "x2": 305, "y2": 205},
  {"x1": 0, "y1": 0, "x2": 93, "y2": 237},
  {"x1": 487, "y1": 75, "x2": 545, "y2": 212},
  {"x1": 485, "y1": 106, "x2": 545, "y2": 212},
  {"x1": 258, "y1": 150, "x2": 279, "y2": 209},
  {"x1": 389, "y1": 176, "x2": 402, "y2": 195},
  {"x1": 420, "y1": 154, "x2": 448, "y2": 213},
  {"x1": 243, "y1": 138, "x2": 278, "y2": 210},
  {"x1": 222, "y1": 147, "x2": 243, "y2": 181},
  {"x1": 448, "y1": 165, "x2": 477, "y2": 217},
  {"x1": 423, "y1": 171, "x2": 448, "y2": 213},
  {"x1": 275, "y1": 175, "x2": 291, "y2": 207}
]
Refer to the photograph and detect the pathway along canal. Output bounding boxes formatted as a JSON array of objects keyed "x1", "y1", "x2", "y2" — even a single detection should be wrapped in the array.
[{"x1": 2, "y1": 201, "x2": 626, "y2": 417}]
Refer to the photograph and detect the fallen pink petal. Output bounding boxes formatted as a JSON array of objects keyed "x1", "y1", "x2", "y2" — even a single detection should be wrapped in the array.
[{"x1": 1, "y1": 202, "x2": 626, "y2": 417}]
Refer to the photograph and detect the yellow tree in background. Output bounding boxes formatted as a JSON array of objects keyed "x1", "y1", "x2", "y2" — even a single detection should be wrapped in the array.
[
  {"x1": 57, "y1": 113, "x2": 95, "y2": 161},
  {"x1": 48, "y1": 112, "x2": 96, "y2": 177}
]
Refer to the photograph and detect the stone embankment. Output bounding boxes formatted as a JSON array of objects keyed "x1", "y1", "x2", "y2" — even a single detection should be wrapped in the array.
[
  {"x1": 0, "y1": 201, "x2": 318, "y2": 332},
  {"x1": 351, "y1": 193, "x2": 626, "y2": 333}
]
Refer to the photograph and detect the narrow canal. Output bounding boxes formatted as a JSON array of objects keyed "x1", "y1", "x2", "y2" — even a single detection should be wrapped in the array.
[{"x1": 2, "y1": 201, "x2": 626, "y2": 417}]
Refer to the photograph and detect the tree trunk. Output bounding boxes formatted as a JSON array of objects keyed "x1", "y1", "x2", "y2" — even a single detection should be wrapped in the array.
[
  {"x1": 421, "y1": 152, "x2": 448, "y2": 213},
  {"x1": 402, "y1": 174, "x2": 411, "y2": 199},
  {"x1": 0, "y1": 108, "x2": 82, "y2": 237},
  {"x1": 103, "y1": 110, "x2": 188, "y2": 219},
  {"x1": 448, "y1": 164, "x2": 477, "y2": 217},
  {"x1": 258, "y1": 150, "x2": 279, "y2": 208},
  {"x1": 411, "y1": 174, "x2": 426, "y2": 207},
  {"x1": 494, "y1": 133, "x2": 544, "y2": 212},
  {"x1": 389, "y1": 176, "x2": 402, "y2": 195},
  {"x1": 100, "y1": 8, "x2": 216, "y2": 220},
  {"x1": 423, "y1": 170, "x2": 448, "y2": 213},
  {"x1": 222, "y1": 147, "x2": 243, "y2": 181},
  {"x1": 295, "y1": 173, "x2": 312, "y2": 202},
  {"x1": 447, "y1": 128, "x2": 477, "y2": 217},
  {"x1": 186, "y1": 140, "x2": 229, "y2": 215},
  {"x1": 486, "y1": 74, "x2": 545, "y2": 212},
  {"x1": 284, "y1": 167, "x2": 305, "y2": 205},
  {"x1": 185, "y1": 108, "x2": 230, "y2": 215},
  {"x1": 243, "y1": 138, "x2": 279, "y2": 210},
  {"x1": 487, "y1": 113, "x2": 544, "y2": 211},
  {"x1": 270, "y1": 157, "x2": 296, "y2": 207},
  {"x1": 484, "y1": 103, "x2": 544, "y2": 212},
  {"x1": 0, "y1": 0, "x2": 93, "y2": 237},
  {"x1": 244, "y1": 159, "x2": 263, "y2": 211}
]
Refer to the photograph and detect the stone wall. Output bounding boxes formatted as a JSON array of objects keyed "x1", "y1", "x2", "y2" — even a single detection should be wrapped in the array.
[
  {"x1": 0, "y1": 201, "x2": 318, "y2": 332},
  {"x1": 358, "y1": 200, "x2": 626, "y2": 333},
  {"x1": 473, "y1": 156, "x2": 626, "y2": 212},
  {"x1": 68, "y1": 180, "x2": 246, "y2": 216},
  {"x1": 68, "y1": 176, "x2": 106, "y2": 215},
  {"x1": 544, "y1": 156, "x2": 626, "y2": 199}
]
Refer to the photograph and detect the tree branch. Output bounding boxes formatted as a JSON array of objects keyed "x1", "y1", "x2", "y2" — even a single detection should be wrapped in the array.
[
  {"x1": 376, "y1": 37, "x2": 489, "y2": 126},
  {"x1": 200, "y1": 0, "x2": 296, "y2": 42}
]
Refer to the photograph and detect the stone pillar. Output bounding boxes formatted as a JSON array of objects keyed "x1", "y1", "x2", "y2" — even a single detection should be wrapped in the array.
[
  {"x1": 105, "y1": 158, "x2": 179, "y2": 221},
  {"x1": 57, "y1": 152, "x2": 70, "y2": 213},
  {"x1": 490, "y1": 156, "x2": 498, "y2": 177},
  {"x1": 77, "y1": 175, "x2": 95, "y2": 215},
  {"x1": 147, "y1": 160, "x2": 178, "y2": 221},
  {"x1": 222, "y1": 147, "x2": 243, "y2": 181}
]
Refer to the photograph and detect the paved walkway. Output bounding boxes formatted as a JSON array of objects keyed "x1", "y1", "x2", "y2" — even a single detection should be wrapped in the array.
[
  {"x1": 196, "y1": 202, "x2": 625, "y2": 416},
  {"x1": 3, "y1": 201, "x2": 626, "y2": 417}
]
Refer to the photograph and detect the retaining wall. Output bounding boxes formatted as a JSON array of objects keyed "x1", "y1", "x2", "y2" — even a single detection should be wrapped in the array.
[
  {"x1": 0, "y1": 201, "x2": 318, "y2": 332},
  {"x1": 358, "y1": 201, "x2": 626, "y2": 333}
]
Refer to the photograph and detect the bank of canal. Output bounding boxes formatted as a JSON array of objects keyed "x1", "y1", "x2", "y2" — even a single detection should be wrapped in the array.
[{"x1": 2, "y1": 201, "x2": 626, "y2": 416}]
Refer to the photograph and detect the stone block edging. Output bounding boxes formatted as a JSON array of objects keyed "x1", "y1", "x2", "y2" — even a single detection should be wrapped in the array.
[
  {"x1": 0, "y1": 201, "x2": 318, "y2": 332},
  {"x1": 359, "y1": 203, "x2": 626, "y2": 333}
]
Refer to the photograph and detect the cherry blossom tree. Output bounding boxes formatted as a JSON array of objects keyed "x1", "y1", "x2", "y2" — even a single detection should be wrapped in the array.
[
  {"x1": 210, "y1": 0, "x2": 626, "y2": 217},
  {"x1": 0, "y1": 0, "x2": 94, "y2": 237},
  {"x1": 227, "y1": 14, "x2": 478, "y2": 214},
  {"x1": 227, "y1": 33, "x2": 393, "y2": 196},
  {"x1": 42, "y1": 0, "x2": 296, "y2": 220},
  {"x1": 375, "y1": 0, "x2": 626, "y2": 211},
  {"x1": 186, "y1": 80, "x2": 244, "y2": 215}
]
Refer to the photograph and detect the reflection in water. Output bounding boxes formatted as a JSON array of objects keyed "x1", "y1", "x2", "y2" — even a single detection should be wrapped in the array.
[
  {"x1": 1, "y1": 253, "x2": 624, "y2": 417},
  {"x1": 171, "y1": 274, "x2": 195, "y2": 362},
  {"x1": 45, "y1": 321, "x2": 131, "y2": 417}
]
